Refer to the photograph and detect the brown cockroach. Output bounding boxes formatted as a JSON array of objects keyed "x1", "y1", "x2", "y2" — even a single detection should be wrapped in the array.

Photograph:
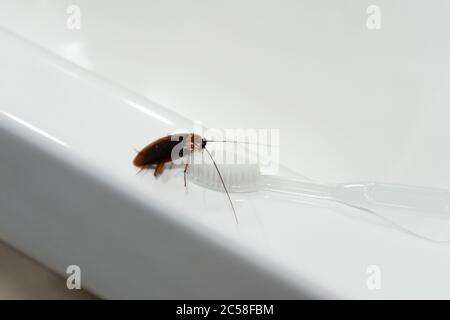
[{"x1": 133, "y1": 133, "x2": 239, "y2": 223}]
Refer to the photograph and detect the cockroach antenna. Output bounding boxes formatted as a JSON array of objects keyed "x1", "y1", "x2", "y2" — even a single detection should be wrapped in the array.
[
  {"x1": 203, "y1": 146, "x2": 239, "y2": 224},
  {"x1": 205, "y1": 139, "x2": 271, "y2": 147}
]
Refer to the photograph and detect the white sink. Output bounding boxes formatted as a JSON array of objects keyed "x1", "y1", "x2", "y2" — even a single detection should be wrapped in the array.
[{"x1": 1, "y1": 1, "x2": 450, "y2": 299}]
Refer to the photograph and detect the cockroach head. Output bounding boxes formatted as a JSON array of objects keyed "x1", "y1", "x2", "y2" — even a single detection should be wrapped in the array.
[{"x1": 190, "y1": 134, "x2": 205, "y2": 151}]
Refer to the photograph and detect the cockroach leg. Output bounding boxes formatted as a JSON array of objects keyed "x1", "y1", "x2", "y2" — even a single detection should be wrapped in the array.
[
  {"x1": 184, "y1": 163, "x2": 189, "y2": 187},
  {"x1": 154, "y1": 162, "x2": 165, "y2": 177}
]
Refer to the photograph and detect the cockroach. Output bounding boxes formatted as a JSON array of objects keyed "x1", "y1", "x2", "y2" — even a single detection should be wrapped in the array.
[{"x1": 133, "y1": 133, "x2": 241, "y2": 223}]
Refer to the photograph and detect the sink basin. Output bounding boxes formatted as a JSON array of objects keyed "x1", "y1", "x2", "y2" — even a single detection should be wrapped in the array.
[{"x1": 1, "y1": 1, "x2": 450, "y2": 299}]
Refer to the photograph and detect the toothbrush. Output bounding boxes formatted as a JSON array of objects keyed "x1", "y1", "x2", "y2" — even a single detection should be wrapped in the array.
[{"x1": 188, "y1": 163, "x2": 450, "y2": 242}]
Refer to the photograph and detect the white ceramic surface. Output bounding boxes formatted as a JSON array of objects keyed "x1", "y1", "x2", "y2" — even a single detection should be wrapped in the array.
[{"x1": 1, "y1": 1, "x2": 450, "y2": 298}]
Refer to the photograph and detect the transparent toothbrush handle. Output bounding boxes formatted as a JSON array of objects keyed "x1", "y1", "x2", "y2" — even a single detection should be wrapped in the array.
[
  {"x1": 262, "y1": 176, "x2": 450, "y2": 241},
  {"x1": 334, "y1": 182, "x2": 450, "y2": 218},
  {"x1": 261, "y1": 175, "x2": 335, "y2": 200},
  {"x1": 262, "y1": 176, "x2": 450, "y2": 218}
]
